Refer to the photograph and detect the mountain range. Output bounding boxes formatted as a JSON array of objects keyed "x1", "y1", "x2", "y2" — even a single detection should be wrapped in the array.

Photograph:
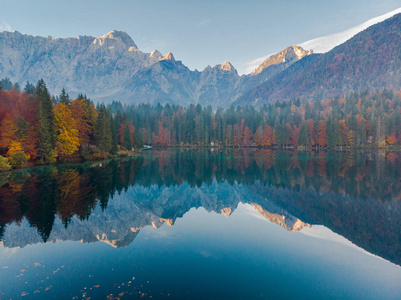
[
  {"x1": 0, "y1": 181, "x2": 309, "y2": 249},
  {"x1": 1, "y1": 13, "x2": 401, "y2": 107},
  {"x1": 3, "y1": 176, "x2": 401, "y2": 267}
]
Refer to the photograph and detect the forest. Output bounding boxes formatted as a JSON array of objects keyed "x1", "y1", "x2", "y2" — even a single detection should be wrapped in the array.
[
  {"x1": 0, "y1": 78, "x2": 143, "y2": 170},
  {"x1": 1, "y1": 77, "x2": 401, "y2": 169}
]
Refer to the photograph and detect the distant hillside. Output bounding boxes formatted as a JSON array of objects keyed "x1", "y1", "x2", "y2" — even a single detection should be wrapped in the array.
[
  {"x1": 236, "y1": 13, "x2": 401, "y2": 106},
  {"x1": 0, "y1": 30, "x2": 310, "y2": 107}
]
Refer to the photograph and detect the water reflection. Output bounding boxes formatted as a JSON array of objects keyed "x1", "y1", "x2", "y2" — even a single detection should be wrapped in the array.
[{"x1": 1, "y1": 149, "x2": 401, "y2": 265}]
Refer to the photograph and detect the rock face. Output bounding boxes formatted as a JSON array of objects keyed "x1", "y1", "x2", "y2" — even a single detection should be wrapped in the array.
[
  {"x1": 0, "y1": 30, "x2": 311, "y2": 107},
  {"x1": 251, "y1": 46, "x2": 313, "y2": 75},
  {"x1": 0, "y1": 30, "x2": 162, "y2": 101},
  {"x1": 236, "y1": 13, "x2": 401, "y2": 106}
]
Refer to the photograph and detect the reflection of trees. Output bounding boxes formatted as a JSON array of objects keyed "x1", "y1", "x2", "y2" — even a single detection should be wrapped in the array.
[
  {"x1": 56, "y1": 169, "x2": 81, "y2": 223},
  {"x1": 25, "y1": 172, "x2": 57, "y2": 242},
  {"x1": 0, "y1": 157, "x2": 145, "y2": 242},
  {"x1": 140, "y1": 149, "x2": 401, "y2": 203},
  {"x1": 1, "y1": 150, "x2": 401, "y2": 242}
]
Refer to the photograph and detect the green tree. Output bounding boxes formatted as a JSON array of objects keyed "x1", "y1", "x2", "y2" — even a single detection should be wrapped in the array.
[
  {"x1": 59, "y1": 88, "x2": 70, "y2": 106},
  {"x1": 297, "y1": 121, "x2": 310, "y2": 147},
  {"x1": 36, "y1": 79, "x2": 56, "y2": 163},
  {"x1": 110, "y1": 117, "x2": 118, "y2": 155},
  {"x1": 122, "y1": 123, "x2": 133, "y2": 150},
  {"x1": 94, "y1": 105, "x2": 112, "y2": 157}
]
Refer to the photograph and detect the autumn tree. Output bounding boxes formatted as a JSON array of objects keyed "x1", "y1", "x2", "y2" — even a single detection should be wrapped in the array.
[{"x1": 54, "y1": 103, "x2": 80, "y2": 156}]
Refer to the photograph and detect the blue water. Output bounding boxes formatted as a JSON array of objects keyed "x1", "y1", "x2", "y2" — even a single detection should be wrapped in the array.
[{"x1": 1, "y1": 149, "x2": 401, "y2": 299}]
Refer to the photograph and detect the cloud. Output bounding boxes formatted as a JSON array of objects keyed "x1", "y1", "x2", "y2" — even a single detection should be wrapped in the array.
[
  {"x1": 0, "y1": 21, "x2": 12, "y2": 32},
  {"x1": 299, "y1": 7, "x2": 401, "y2": 53},
  {"x1": 243, "y1": 7, "x2": 401, "y2": 75},
  {"x1": 243, "y1": 53, "x2": 273, "y2": 75}
]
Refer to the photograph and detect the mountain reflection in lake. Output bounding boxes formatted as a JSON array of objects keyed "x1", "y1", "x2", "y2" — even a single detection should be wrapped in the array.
[{"x1": 1, "y1": 149, "x2": 401, "y2": 299}]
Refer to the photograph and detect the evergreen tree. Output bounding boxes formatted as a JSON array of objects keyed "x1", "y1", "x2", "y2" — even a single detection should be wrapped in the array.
[
  {"x1": 94, "y1": 105, "x2": 112, "y2": 157},
  {"x1": 36, "y1": 79, "x2": 56, "y2": 163},
  {"x1": 122, "y1": 122, "x2": 133, "y2": 150},
  {"x1": 276, "y1": 122, "x2": 290, "y2": 147},
  {"x1": 297, "y1": 121, "x2": 310, "y2": 147},
  {"x1": 59, "y1": 88, "x2": 70, "y2": 106},
  {"x1": 110, "y1": 117, "x2": 118, "y2": 154},
  {"x1": 24, "y1": 81, "x2": 36, "y2": 95},
  {"x1": 327, "y1": 117, "x2": 338, "y2": 148},
  {"x1": 357, "y1": 121, "x2": 367, "y2": 147},
  {"x1": 13, "y1": 83, "x2": 20, "y2": 91},
  {"x1": 134, "y1": 130, "x2": 144, "y2": 148},
  {"x1": 0, "y1": 78, "x2": 13, "y2": 90},
  {"x1": 16, "y1": 117, "x2": 29, "y2": 140}
]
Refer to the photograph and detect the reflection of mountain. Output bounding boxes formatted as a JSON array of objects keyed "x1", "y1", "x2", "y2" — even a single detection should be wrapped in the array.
[
  {"x1": 250, "y1": 183, "x2": 401, "y2": 266},
  {"x1": 1, "y1": 150, "x2": 401, "y2": 267},
  {"x1": 1, "y1": 181, "x2": 308, "y2": 248}
]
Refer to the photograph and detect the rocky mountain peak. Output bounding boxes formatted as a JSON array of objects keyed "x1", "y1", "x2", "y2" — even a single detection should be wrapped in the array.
[
  {"x1": 160, "y1": 52, "x2": 175, "y2": 61},
  {"x1": 93, "y1": 30, "x2": 138, "y2": 49},
  {"x1": 219, "y1": 61, "x2": 235, "y2": 72},
  {"x1": 251, "y1": 45, "x2": 313, "y2": 75},
  {"x1": 150, "y1": 49, "x2": 162, "y2": 58}
]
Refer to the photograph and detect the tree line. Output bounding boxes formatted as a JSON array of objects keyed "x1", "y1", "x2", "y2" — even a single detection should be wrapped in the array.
[
  {"x1": 109, "y1": 89, "x2": 401, "y2": 149},
  {"x1": 2, "y1": 77, "x2": 401, "y2": 169}
]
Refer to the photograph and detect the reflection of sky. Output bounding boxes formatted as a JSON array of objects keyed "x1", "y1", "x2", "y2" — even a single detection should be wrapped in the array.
[{"x1": 1, "y1": 203, "x2": 401, "y2": 299}]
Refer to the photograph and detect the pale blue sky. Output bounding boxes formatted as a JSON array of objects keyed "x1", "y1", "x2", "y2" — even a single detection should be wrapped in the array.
[{"x1": 1, "y1": 0, "x2": 401, "y2": 74}]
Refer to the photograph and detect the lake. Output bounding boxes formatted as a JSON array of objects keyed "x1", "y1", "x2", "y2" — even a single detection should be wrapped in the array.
[{"x1": 1, "y1": 149, "x2": 401, "y2": 299}]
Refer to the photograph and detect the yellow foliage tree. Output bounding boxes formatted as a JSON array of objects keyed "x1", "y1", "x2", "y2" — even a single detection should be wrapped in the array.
[
  {"x1": 1, "y1": 114, "x2": 30, "y2": 159},
  {"x1": 7, "y1": 140, "x2": 30, "y2": 159},
  {"x1": 386, "y1": 133, "x2": 398, "y2": 145},
  {"x1": 54, "y1": 103, "x2": 80, "y2": 156},
  {"x1": 70, "y1": 98, "x2": 97, "y2": 145},
  {"x1": 346, "y1": 130, "x2": 355, "y2": 148}
]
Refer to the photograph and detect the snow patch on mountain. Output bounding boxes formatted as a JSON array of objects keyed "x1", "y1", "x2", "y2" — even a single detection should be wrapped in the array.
[
  {"x1": 244, "y1": 7, "x2": 401, "y2": 74},
  {"x1": 300, "y1": 7, "x2": 401, "y2": 53}
]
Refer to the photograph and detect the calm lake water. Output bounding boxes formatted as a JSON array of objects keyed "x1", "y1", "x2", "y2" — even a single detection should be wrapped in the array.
[{"x1": 1, "y1": 149, "x2": 401, "y2": 299}]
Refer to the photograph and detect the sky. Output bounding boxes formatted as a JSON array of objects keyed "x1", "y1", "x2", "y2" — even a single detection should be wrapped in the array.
[{"x1": 1, "y1": 0, "x2": 401, "y2": 74}]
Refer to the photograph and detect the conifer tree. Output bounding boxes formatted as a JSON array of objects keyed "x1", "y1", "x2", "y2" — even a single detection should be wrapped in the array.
[
  {"x1": 24, "y1": 81, "x2": 35, "y2": 95},
  {"x1": 297, "y1": 121, "x2": 310, "y2": 147},
  {"x1": 327, "y1": 117, "x2": 338, "y2": 148},
  {"x1": 357, "y1": 121, "x2": 367, "y2": 147},
  {"x1": 122, "y1": 122, "x2": 133, "y2": 150},
  {"x1": 36, "y1": 79, "x2": 56, "y2": 163},
  {"x1": 134, "y1": 130, "x2": 144, "y2": 148},
  {"x1": 110, "y1": 117, "x2": 118, "y2": 154},
  {"x1": 94, "y1": 105, "x2": 112, "y2": 157},
  {"x1": 59, "y1": 88, "x2": 70, "y2": 106}
]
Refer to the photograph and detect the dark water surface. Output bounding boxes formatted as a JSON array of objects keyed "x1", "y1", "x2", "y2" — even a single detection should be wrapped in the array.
[{"x1": 1, "y1": 149, "x2": 401, "y2": 299}]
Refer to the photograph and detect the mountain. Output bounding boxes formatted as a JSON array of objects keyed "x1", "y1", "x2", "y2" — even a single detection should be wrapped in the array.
[
  {"x1": 0, "y1": 181, "x2": 308, "y2": 248},
  {"x1": 0, "y1": 30, "x2": 311, "y2": 107},
  {"x1": 251, "y1": 46, "x2": 313, "y2": 75},
  {"x1": 0, "y1": 30, "x2": 162, "y2": 100},
  {"x1": 236, "y1": 13, "x2": 401, "y2": 106}
]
